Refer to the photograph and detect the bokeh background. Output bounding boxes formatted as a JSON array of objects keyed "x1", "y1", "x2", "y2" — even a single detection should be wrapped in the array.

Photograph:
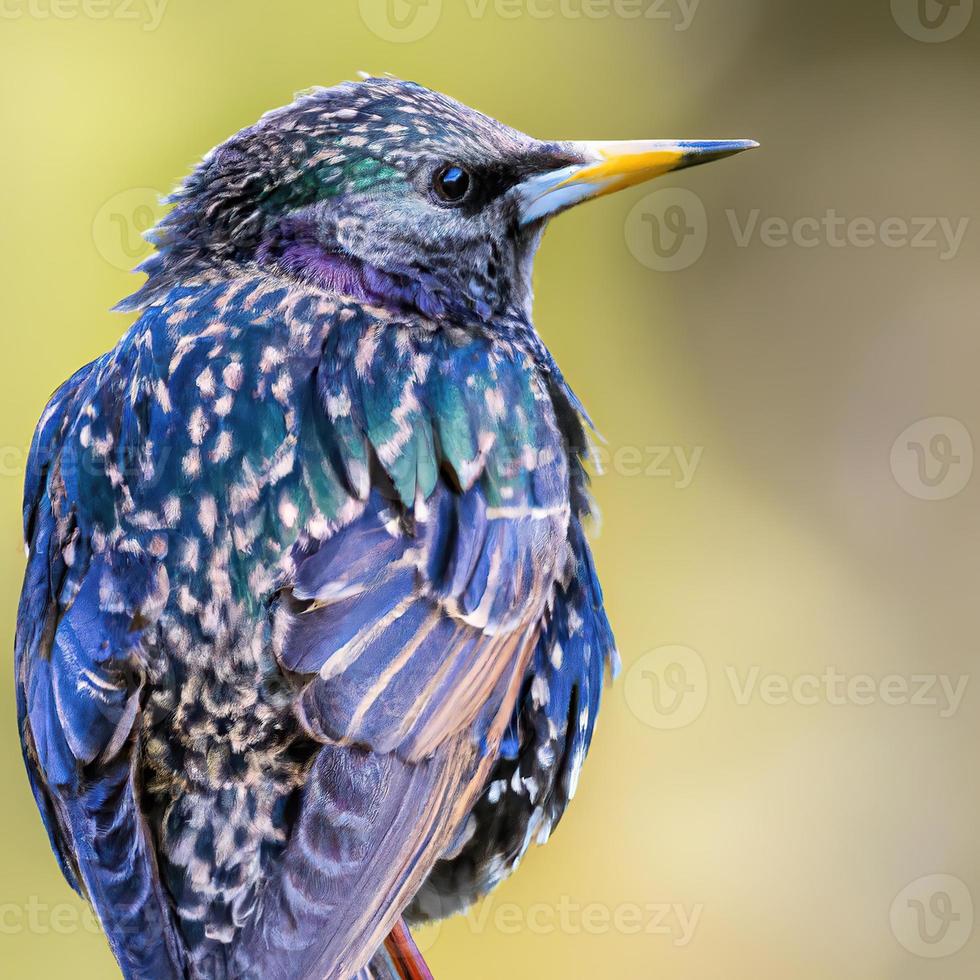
[{"x1": 2, "y1": 1, "x2": 979, "y2": 977}]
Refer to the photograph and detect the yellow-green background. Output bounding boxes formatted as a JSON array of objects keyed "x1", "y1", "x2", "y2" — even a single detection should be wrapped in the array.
[{"x1": 2, "y1": 1, "x2": 979, "y2": 977}]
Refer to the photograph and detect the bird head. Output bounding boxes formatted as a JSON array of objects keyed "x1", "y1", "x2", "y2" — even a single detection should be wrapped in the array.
[{"x1": 134, "y1": 77, "x2": 756, "y2": 324}]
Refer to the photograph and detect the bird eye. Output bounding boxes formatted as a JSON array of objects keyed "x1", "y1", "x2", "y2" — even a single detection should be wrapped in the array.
[{"x1": 432, "y1": 164, "x2": 472, "y2": 204}]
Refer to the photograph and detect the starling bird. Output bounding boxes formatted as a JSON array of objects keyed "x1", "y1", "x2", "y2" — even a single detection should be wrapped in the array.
[{"x1": 15, "y1": 78, "x2": 754, "y2": 979}]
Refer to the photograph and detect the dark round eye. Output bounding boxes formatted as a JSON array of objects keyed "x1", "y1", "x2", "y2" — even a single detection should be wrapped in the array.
[{"x1": 433, "y1": 164, "x2": 472, "y2": 203}]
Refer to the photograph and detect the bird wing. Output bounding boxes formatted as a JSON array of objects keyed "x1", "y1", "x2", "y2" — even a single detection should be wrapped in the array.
[
  {"x1": 16, "y1": 362, "x2": 189, "y2": 978},
  {"x1": 233, "y1": 474, "x2": 568, "y2": 978},
  {"x1": 225, "y1": 298, "x2": 576, "y2": 977},
  {"x1": 410, "y1": 510, "x2": 619, "y2": 922},
  {"x1": 283, "y1": 481, "x2": 565, "y2": 760}
]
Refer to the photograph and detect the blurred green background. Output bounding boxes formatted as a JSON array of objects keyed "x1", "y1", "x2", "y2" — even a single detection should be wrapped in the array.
[{"x1": 2, "y1": 1, "x2": 979, "y2": 977}]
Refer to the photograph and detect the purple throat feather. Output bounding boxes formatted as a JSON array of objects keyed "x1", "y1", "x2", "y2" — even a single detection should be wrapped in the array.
[{"x1": 258, "y1": 220, "x2": 449, "y2": 321}]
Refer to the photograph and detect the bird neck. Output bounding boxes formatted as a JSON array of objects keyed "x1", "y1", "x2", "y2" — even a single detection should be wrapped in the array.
[{"x1": 255, "y1": 220, "x2": 453, "y2": 322}]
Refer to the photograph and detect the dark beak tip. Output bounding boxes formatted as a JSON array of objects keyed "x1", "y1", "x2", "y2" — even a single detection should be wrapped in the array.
[
  {"x1": 678, "y1": 139, "x2": 760, "y2": 173},
  {"x1": 709, "y1": 139, "x2": 760, "y2": 157}
]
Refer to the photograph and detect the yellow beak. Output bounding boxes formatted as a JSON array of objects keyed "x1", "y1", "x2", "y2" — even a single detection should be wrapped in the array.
[{"x1": 517, "y1": 138, "x2": 758, "y2": 225}]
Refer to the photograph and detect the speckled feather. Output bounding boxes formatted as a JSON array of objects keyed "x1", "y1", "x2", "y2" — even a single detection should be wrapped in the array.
[{"x1": 16, "y1": 78, "x2": 617, "y2": 980}]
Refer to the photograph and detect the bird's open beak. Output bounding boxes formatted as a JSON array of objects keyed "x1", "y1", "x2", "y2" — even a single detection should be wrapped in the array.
[{"x1": 516, "y1": 139, "x2": 758, "y2": 225}]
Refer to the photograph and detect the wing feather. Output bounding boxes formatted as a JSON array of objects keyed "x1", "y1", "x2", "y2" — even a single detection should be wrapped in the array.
[
  {"x1": 17, "y1": 364, "x2": 188, "y2": 979},
  {"x1": 280, "y1": 482, "x2": 566, "y2": 761}
]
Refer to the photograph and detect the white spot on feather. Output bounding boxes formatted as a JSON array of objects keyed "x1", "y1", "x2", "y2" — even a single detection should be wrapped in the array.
[
  {"x1": 188, "y1": 407, "x2": 208, "y2": 446},
  {"x1": 278, "y1": 498, "x2": 298, "y2": 529},
  {"x1": 531, "y1": 674, "x2": 550, "y2": 708},
  {"x1": 196, "y1": 367, "x2": 216, "y2": 398},
  {"x1": 210, "y1": 431, "x2": 233, "y2": 463},
  {"x1": 484, "y1": 387, "x2": 506, "y2": 420},
  {"x1": 163, "y1": 495, "x2": 181, "y2": 526},
  {"x1": 155, "y1": 380, "x2": 172, "y2": 413},
  {"x1": 222, "y1": 361, "x2": 244, "y2": 391},
  {"x1": 487, "y1": 779, "x2": 507, "y2": 804},
  {"x1": 182, "y1": 448, "x2": 201, "y2": 478},
  {"x1": 326, "y1": 390, "x2": 351, "y2": 420},
  {"x1": 198, "y1": 495, "x2": 218, "y2": 539},
  {"x1": 259, "y1": 346, "x2": 285, "y2": 373}
]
